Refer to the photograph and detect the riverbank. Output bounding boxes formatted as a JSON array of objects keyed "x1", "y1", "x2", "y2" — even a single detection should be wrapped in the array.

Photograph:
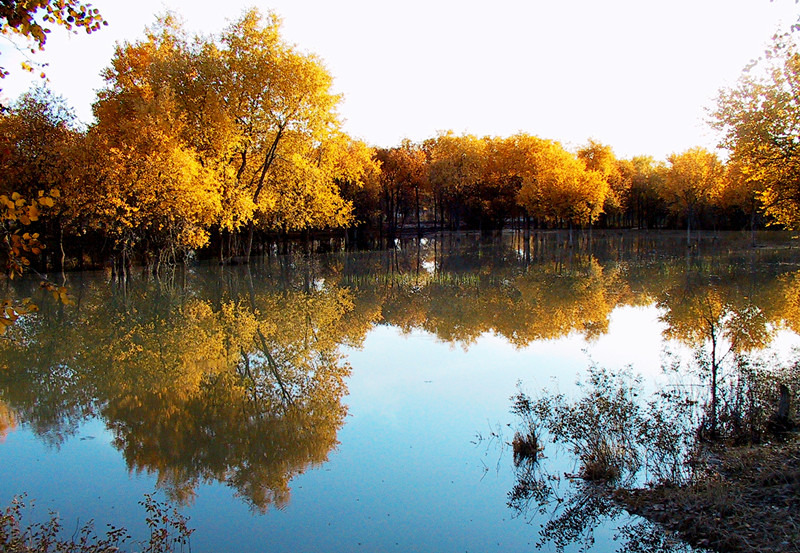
[{"x1": 616, "y1": 437, "x2": 800, "y2": 552}]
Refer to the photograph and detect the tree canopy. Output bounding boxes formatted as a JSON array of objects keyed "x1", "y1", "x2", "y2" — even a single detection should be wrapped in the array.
[{"x1": 712, "y1": 34, "x2": 800, "y2": 229}]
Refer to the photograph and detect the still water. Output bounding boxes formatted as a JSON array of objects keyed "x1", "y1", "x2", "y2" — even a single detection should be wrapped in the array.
[{"x1": 1, "y1": 231, "x2": 799, "y2": 552}]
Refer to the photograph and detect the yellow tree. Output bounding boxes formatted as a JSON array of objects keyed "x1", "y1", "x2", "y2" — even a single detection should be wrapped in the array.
[
  {"x1": 464, "y1": 135, "x2": 523, "y2": 230},
  {"x1": 0, "y1": 87, "x2": 75, "y2": 198},
  {"x1": 626, "y1": 155, "x2": 667, "y2": 229},
  {"x1": 717, "y1": 159, "x2": 763, "y2": 245},
  {"x1": 331, "y1": 137, "x2": 382, "y2": 235},
  {"x1": 425, "y1": 132, "x2": 486, "y2": 230},
  {"x1": 86, "y1": 19, "x2": 222, "y2": 269},
  {"x1": 578, "y1": 140, "x2": 629, "y2": 226},
  {"x1": 0, "y1": 0, "x2": 105, "y2": 88},
  {"x1": 661, "y1": 147, "x2": 724, "y2": 245},
  {"x1": 78, "y1": 10, "x2": 365, "y2": 264},
  {"x1": 712, "y1": 36, "x2": 800, "y2": 229},
  {"x1": 518, "y1": 138, "x2": 608, "y2": 237},
  {"x1": 375, "y1": 140, "x2": 427, "y2": 239},
  {"x1": 213, "y1": 8, "x2": 355, "y2": 257}
]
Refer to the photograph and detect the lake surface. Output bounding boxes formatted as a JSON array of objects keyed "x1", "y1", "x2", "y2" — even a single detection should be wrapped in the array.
[{"x1": 2, "y1": 230, "x2": 799, "y2": 552}]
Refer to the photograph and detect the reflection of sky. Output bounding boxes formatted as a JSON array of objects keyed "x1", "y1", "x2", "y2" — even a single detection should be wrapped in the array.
[{"x1": 0, "y1": 300, "x2": 784, "y2": 552}]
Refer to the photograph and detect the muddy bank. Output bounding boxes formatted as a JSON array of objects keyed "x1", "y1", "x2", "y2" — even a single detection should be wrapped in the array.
[{"x1": 616, "y1": 438, "x2": 800, "y2": 553}]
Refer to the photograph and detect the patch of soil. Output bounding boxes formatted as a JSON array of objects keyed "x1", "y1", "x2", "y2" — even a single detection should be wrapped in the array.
[{"x1": 615, "y1": 438, "x2": 800, "y2": 552}]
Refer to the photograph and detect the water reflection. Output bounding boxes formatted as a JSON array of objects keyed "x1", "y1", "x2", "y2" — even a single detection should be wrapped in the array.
[
  {"x1": 0, "y1": 231, "x2": 798, "y2": 546},
  {"x1": 0, "y1": 264, "x2": 365, "y2": 511}
]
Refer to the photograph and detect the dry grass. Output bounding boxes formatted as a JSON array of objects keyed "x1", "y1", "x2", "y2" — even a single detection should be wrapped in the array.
[{"x1": 616, "y1": 437, "x2": 800, "y2": 552}]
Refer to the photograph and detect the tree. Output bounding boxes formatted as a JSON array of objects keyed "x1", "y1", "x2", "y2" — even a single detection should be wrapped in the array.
[
  {"x1": 712, "y1": 35, "x2": 800, "y2": 229},
  {"x1": 213, "y1": 9, "x2": 354, "y2": 257},
  {"x1": 578, "y1": 140, "x2": 629, "y2": 227},
  {"x1": 87, "y1": 20, "x2": 222, "y2": 269},
  {"x1": 717, "y1": 159, "x2": 763, "y2": 245},
  {"x1": 661, "y1": 147, "x2": 724, "y2": 245},
  {"x1": 469, "y1": 136, "x2": 524, "y2": 230},
  {"x1": 625, "y1": 156, "x2": 667, "y2": 230},
  {"x1": 82, "y1": 10, "x2": 365, "y2": 264},
  {"x1": 0, "y1": 86, "x2": 80, "y2": 272},
  {"x1": 517, "y1": 137, "x2": 608, "y2": 237},
  {"x1": 0, "y1": 0, "x2": 105, "y2": 87},
  {"x1": 425, "y1": 132, "x2": 486, "y2": 230},
  {"x1": 0, "y1": 87, "x2": 75, "y2": 199},
  {"x1": 375, "y1": 140, "x2": 427, "y2": 239}
]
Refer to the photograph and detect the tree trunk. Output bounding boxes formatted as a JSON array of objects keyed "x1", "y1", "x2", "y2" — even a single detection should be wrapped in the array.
[
  {"x1": 415, "y1": 184, "x2": 421, "y2": 237},
  {"x1": 246, "y1": 221, "x2": 258, "y2": 263}
]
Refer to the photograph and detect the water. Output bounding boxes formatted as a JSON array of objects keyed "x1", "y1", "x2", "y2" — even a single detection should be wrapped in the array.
[{"x1": 1, "y1": 230, "x2": 798, "y2": 552}]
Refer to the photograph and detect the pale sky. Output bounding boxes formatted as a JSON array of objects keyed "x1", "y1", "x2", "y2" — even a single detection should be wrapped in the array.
[{"x1": 2, "y1": 0, "x2": 798, "y2": 160}]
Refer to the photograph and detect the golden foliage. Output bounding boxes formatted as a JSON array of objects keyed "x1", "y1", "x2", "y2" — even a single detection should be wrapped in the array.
[
  {"x1": 518, "y1": 136, "x2": 608, "y2": 226},
  {"x1": 713, "y1": 37, "x2": 800, "y2": 228},
  {"x1": 0, "y1": 0, "x2": 106, "y2": 80}
]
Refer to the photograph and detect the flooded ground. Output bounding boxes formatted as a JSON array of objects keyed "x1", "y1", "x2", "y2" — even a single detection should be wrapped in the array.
[{"x1": 1, "y1": 230, "x2": 798, "y2": 552}]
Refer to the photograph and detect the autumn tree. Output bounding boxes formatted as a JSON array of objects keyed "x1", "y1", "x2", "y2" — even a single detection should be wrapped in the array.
[
  {"x1": 717, "y1": 159, "x2": 763, "y2": 245},
  {"x1": 0, "y1": 89, "x2": 69, "y2": 327},
  {"x1": 469, "y1": 136, "x2": 524, "y2": 230},
  {"x1": 625, "y1": 156, "x2": 668, "y2": 229},
  {"x1": 207, "y1": 9, "x2": 357, "y2": 258},
  {"x1": 375, "y1": 140, "x2": 427, "y2": 239},
  {"x1": 517, "y1": 137, "x2": 608, "y2": 238},
  {"x1": 578, "y1": 140, "x2": 630, "y2": 227},
  {"x1": 335, "y1": 139, "x2": 382, "y2": 240},
  {"x1": 0, "y1": 87, "x2": 75, "y2": 199},
  {"x1": 425, "y1": 132, "x2": 486, "y2": 230},
  {"x1": 0, "y1": 0, "x2": 105, "y2": 91},
  {"x1": 85, "y1": 18, "x2": 221, "y2": 270},
  {"x1": 661, "y1": 147, "x2": 724, "y2": 245},
  {"x1": 712, "y1": 35, "x2": 800, "y2": 229},
  {"x1": 80, "y1": 10, "x2": 367, "y2": 265},
  {"x1": 0, "y1": 3, "x2": 102, "y2": 329}
]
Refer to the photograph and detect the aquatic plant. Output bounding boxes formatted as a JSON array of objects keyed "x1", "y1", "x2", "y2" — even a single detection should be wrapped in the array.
[{"x1": 0, "y1": 493, "x2": 193, "y2": 553}]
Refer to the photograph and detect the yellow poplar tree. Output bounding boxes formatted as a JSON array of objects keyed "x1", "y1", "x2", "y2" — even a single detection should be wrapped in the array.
[
  {"x1": 87, "y1": 19, "x2": 221, "y2": 264},
  {"x1": 213, "y1": 8, "x2": 355, "y2": 256},
  {"x1": 661, "y1": 147, "x2": 724, "y2": 245},
  {"x1": 518, "y1": 138, "x2": 608, "y2": 232}
]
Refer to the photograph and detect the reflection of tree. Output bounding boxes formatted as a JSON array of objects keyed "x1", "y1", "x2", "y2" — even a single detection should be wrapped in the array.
[
  {"x1": 656, "y1": 262, "x2": 794, "y2": 439},
  {"x1": 0, "y1": 279, "x2": 96, "y2": 445},
  {"x1": 337, "y1": 234, "x2": 800, "y2": 352},
  {"x1": 4, "y1": 234, "x2": 800, "y2": 511},
  {"x1": 98, "y1": 285, "x2": 357, "y2": 511},
  {"x1": 375, "y1": 244, "x2": 629, "y2": 346},
  {"x1": 0, "y1": 269, "x2": 365, "y2": 512},
  {"x1": 508, "y1": 460, "x2": 691, "y2": 553},
  {"x1": 0, "y1": 400, "x2": 17, "y2": 443}
]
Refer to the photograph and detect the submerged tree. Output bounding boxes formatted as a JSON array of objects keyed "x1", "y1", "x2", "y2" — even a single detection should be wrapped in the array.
[
  {"x1": 81, "y1": 9, "x2": 369, "y2": 264},
  {"x1": 661, "y1": 147, "x2": 724, "y2": 245}
]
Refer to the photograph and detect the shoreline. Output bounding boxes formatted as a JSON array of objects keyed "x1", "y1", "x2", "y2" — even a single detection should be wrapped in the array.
[{"x1": 615, "y1": 437, "x2": 800, "y2": 552}]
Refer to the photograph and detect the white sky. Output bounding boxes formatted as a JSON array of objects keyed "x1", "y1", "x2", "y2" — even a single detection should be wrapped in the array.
[{"x1": 2, "y1": 0, "x2": 798, "y2": 160}]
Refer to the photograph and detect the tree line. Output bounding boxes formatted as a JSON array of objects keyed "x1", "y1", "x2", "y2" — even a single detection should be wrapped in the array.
[{"x1": 2, "y1": 7, "x2": 799, "y2": 273}]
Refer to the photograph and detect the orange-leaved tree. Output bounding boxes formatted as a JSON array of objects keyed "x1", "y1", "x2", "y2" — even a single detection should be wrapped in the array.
[{"x1": 0, "y1": 0, "x2": 106, "y2": 96}]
